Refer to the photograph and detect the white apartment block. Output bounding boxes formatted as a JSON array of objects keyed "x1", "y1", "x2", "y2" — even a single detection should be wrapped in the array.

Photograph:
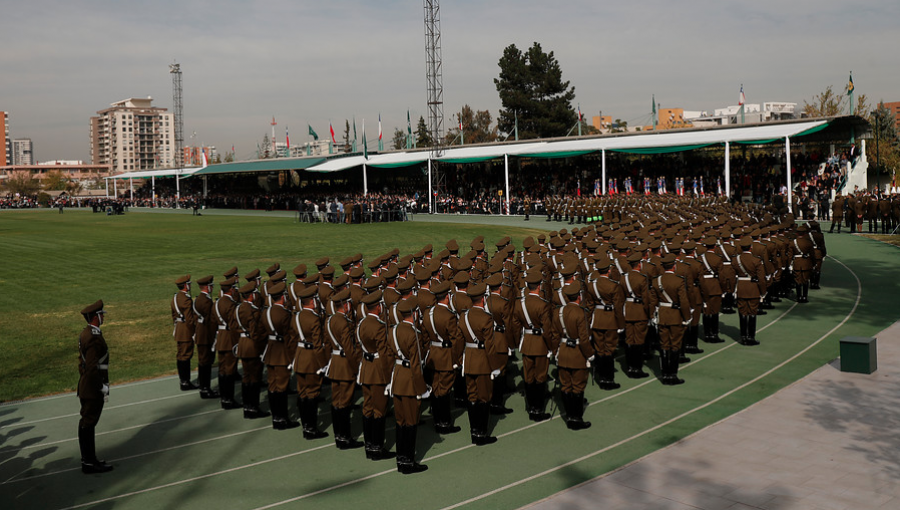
[
  {"x1": 90, "y1": 97, "x2": 175, "y2": 173},
  {"x1": 2, "y1": 111, "x2": 10, "y2": 166},
  {"x1": 12, "y1": 138, "x2": 33, "y2": 165}
]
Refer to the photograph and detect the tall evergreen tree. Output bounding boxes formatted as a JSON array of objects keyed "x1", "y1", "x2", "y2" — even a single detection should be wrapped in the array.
[{"x1": 415, "y1": 116, "x2": 433, "y2": 148}]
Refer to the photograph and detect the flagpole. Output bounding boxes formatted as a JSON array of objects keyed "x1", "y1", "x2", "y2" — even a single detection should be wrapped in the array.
[
  {"x1": 427, "y1": 159, "x2": 433, "y2": 214},
  {"x1": 504, "y1": 154, "x2": 510, "y2": 216},
  {"x1": 724, "y1": 141, "x2": 731, "y2": 200},
  {"x1": 363, "y1": 163, "x2": 368, "y2": 197},
  {"x1": 601, "y1": 149, "x2": 607, "y2": 195}
]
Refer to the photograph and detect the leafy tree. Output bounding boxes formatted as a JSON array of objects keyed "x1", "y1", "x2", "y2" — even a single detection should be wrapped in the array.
[
  {"x1": 261, "y1": 134, "x2": 271, "y2": 159},
  {"x1": 415, "y1": 116, "x2": 433, "y2": 148},
  {"x1": 494, "y1": 42, "x2": 577, "y2": 139},
  {"x1": 224, "y1": 152, "x2": 234, "y2": 163},
  {"x1": 44, "y1": 171, "x2": 70, "y2": 191},
  {"x1": 391, "y1": 128, "x2": 406, "y2": 150},
  {"x1": 802, "y1": 86, "x2": 844, "y2": 118},
  {"x1": 444, "y1": 105, "x2": 497, "y2": 145},
  {"x1": 611, "y1": 119, "x2": 628, "y2": 133},
  {"x1": 343, "y1": 120, "x2": 351, "y2": 152},
  {"x1": 5, "y1": 172, "x2": 39, "y2": 195},
  {"x1": 868, "y1": 102, "x2": 900, "y2": 185}
]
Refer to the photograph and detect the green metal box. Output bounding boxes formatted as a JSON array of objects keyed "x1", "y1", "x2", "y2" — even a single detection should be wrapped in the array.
[{"x1": 840, "y1": 336, "x2": 877, "y2": 374}]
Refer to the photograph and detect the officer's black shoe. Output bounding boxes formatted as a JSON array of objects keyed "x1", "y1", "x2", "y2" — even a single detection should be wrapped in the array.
[
  {"x1": 177, "y1": 360, "x2": 199, "y2": 390},
  {"x1": 660, "y1": 352, "x2": 685, "y2": 386},
  {"x1": 757, "y1": 308, "x2": 768, "y2": 315},
  {"x1": 595, "y1": 355, "x2": 621, "y2": 390},
  {"x1": 396, "y1": 426, "x2": 428, "y2": 474},
  {"x1": 82, "y1": 459, "x2": 114, "y2": 474},
  {"x1": 490, "y1": 404, "x2": 514, "y2": 415},
  {"x1": 221, "y1": 399, "x2": 242, "y2": 410},
  {"x1": 624, "y1": 345, "x2": 649, "y2": 378},
  {"x1": 200, "y1": 388, "x2": 220, "y2": 399},
  {"x1": 771, "y1": 295, "x2": 782, "y2": 303},
  {"x1": 435, "y1": 423, "x2": 462, "y2": 434},
  {"x1": 243, "y1": 408, "x2": 270, "y2": 419},
  {"x1": 274, "y1": 419, "x2": 300, "y2": 430},
  {"x1": 180, "y1": 380, "x2": 199, "y2": 391},
  {"x1": 528, "y1": 411, "x2": 551, "y2": 422},
  {"x1": 303, "y1": 428, "x2": 329, "y2": 440},
  {"x1": 398, "y1": 461, "x2": 429, "y2": 474},
  {"x1": 333, "y1": 407, "x2": 363, "y2": 450},
  {"x1": 473, "y1": 434, "x2": 498, "y2": 446}
]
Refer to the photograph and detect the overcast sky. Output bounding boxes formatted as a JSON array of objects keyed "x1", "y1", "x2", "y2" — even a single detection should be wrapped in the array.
[{"x1": 2, "y1": 0, "x2": 897, "y2": 162}]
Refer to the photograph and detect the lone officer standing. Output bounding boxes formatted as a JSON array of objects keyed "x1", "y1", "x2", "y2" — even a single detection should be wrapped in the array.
[
  {"x1": 78, "y1": 300, "x2": 113, "y2": 474},
  {"x1": 172, "y1": 275, "x2": 199, "y2": 391}
]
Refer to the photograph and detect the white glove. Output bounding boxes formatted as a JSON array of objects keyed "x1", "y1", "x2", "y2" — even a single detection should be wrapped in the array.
[
  {"x1": 417, "y1": 385, "x2": 433, "y2": 400},
  {"x1": 682, "y1": 319, "x2": 691, "y2": 326},
  {"x1": 507, "y1": 348, "x2": 515, "y2": 356},
  {"x1": 452, "y1": 364, "x2": 459, "y2": 370},
  {"x1": 586, "y1": 355, "x2": 595, "y2": 368},
  {"x1": 546, "y1": 351, "x2": 554, "y2": 360},
  {"x1": 617, "y1": 329, "x2": 624, "y2": 334},
  {"x1": 384, "y1": 383, "x2": 392, "y2": 396},
  {"x1": 287, "y1": 363, "x2": 293, "y2": 371},
  {"x1": 101, "y1": 383, "x2": 110, "y2": 396},
  {"x1": 490, "y1": 369, "x2": 502, "y2": 380}
]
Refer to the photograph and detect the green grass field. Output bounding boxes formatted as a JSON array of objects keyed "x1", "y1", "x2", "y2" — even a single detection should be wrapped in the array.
[
  {"x1": 0, "y1": 208, "x2": 545, "y2": 402},
  {"x1": 1, "y1": 207, "x2": 899, "y2": 509}
]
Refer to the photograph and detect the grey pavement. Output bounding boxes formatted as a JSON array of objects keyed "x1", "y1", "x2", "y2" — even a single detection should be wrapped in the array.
[{"x1": 525, "y1": 321, "x2": 900, "y2": 510}]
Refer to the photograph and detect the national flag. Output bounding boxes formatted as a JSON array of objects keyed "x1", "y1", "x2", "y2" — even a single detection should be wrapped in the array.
[
  {"x1": 407, "y1": 110, "x2": 412, "y2": 137},
  {"x1": 378, "y1": 114, "x2": 383, "y2": 141},
  {"x1": 329, "y1": 122, "x2": 336, "y2": 144},
  {"x1": 231, "y1": 144, "x2": 235, "y2": 154},
  {"x1": 739, "y1": 84, "x2": 745, "y2": 106},
  {"x1": 285, "y1": 126, "x2": 290, "y2": 149},
  {"x1": 578, "y1": 104, "x2": 583, "y2": 121},
  {"x1": 458, "y1": 113, "x2": 463, "y2": 131},
  {"x1": 353, "y1": 117, "x2": 357, "y2": 143},
  {"x1": 308, "y1": 125, "x2": 318, "y2": 141},
  {"x1": 847, "y1": 74, "x2": 854, "y2": 95},
  {"x1": 362, "y1": 119, "x2": 368, "y2": 160}
]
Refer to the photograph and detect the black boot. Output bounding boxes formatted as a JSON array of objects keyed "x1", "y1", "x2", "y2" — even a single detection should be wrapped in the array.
[
  {"x1": 683, "y1": 325, "x2": 703, "y2": 354},
  {"x1": 596, "y1": 355, "x2": 621, "y2": 390},
  {"x1": 745, "y1": 315, "x2": 759, "y2": 346},
  {"x1": 490, "y1": 378, "x2": 514, "y2": 414},
  {"x1": 272, "y1": 392, "x2": 300, "y2": 430},
  {"x1": 334, "y1": 407, "x2": 363, "y2": 450},
  {"x1": 367, "y1": 417, "x2": 395, "y2": 460},
  {"x1": 802, "y1": 283, "x2": 810, "y2": 302},
  {"x1": 795, "y1": 285, "x2": 804, "y2": 303},
  {"x1": 565, "y1": 392, "x2": 591, "y2": 430},
  {"x1": 396, "y1": 425, "x2": 428, "y2": 474},
  {"x1": 526, "y1": 383, "x2": 550, "y2": 422},
  {"x1": 434, "y1": 394, "x2": 462, "y2": 434},
  {"x1": 721, "y1": 293, "x2": 736, "y2": 314},
  {"x1": 198, "y1": 365, "x2": 219, "y2": 399},
  {"x1": 661, "y1": 351, "x2": 685, "y2": 386},
  {"x1": 738, "y1": 315, "x2": 748, "y2": 344},
  {"x1": 243, "y1": 383, "x2": 270, "y2": 419},
  {"x1": 219, "y1": 374, "x2": 241, "y2": 409},
  {"x1": 300, "y1": 398, "x2": 328, "y2": 439},
  {"x1": 710, "y1": 314, "x2": 724, "y2": 343},
  {"x1": 475, "y1": 402, "x2": 497, "y2": 445},
  {"x1": 79, "y1": 425, "x2": 113, "y2": 474},
  {"x1": 363, "y1": 416, "x2": 375, "y2": 459},
  {"x1": 178, "y1": 360, "x2": 198, "y2": 391},
  {"x1": 625, "y1": 344, "x2": 649, "y2": 379}
]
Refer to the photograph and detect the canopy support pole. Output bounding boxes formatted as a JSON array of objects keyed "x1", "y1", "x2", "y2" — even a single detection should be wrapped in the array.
[
  {"x1": 176, "y1": 173, "x2": 181, "y2": 205},
  {"x1": 130, "y1": 178, "x2": 133, "y2": 201},
  {"x1": 785, "y1": 136, "x2": 793, "y2": 215},
  {"x1": 724, "y1": 141, "x2": 731, "y2": 201},
  {"x1": 203, "y1": 175, "x2": 208, "y2": 198},
  {"x1": 601, "y1": 149, "x2": 607, "y2": 195},
  {"x1": 363, "y1": 163, "x2": 368, "y2": 197},
  {"x1": 105, "y1": 178, "x2": 109, "y2": 199},
  {"x1": 427, "y1": 159, "x2": 433, "y2": 214},
  {"x1": 504, "y1": 154, "x2": 510, "y2": 215},
  {"x1": 151, "y1": 176, "x2": 156, "y2": 206}
]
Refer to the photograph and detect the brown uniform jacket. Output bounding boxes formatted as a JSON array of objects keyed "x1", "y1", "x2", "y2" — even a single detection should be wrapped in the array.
[
  {"x1": 586, "y1": 274, "x2": 626, "y2": 330},
  {"x1": 78, "y1": 325, "x2": 109, "y2": 400},
  {"x1": 512, "y1": 293, "x2": 558, "y2": 356},
  {"x1": 235, "y1": 301, "x2": 265, "y2": 358},
  {"x1": 193, "y1": 291, "x2": 215, "y2": 346},
  {"x1": 554, "y1": 303, "x2": 595, "y2": 370},
  {"x1": 389, "y1": 322, "x2": 428, "y2": 397},
  {"x1": 356, "y1": 313, "x2": 394, "y2": 385},
  {"x1": 171, "y1": 291, "x2": 196, "y2": 342},
  {"x1": 291, "y1": 308, "x2": 329, "y2": 373},
  {"x1": 459, "y1": 306, "x2": 499, "y2": 374},
  {"x1": 214, "y1": 295, "x2": 240, "y2": 352},
  {"x1": 651, "y1": 273, "x2": 692, "y2": 325},
  {"x1": 262, "y1": 304, "x2": 296, "y2": 366},
  {"x1": 734, "y1": 252, "x2": 767, "y2": 298},
  {"x1": 324, "y1": 312, "x2": 358, "y2": 381},
  {"x1": 620, "y1": 270, "x2": 655, "y2": 321},
  {"x1": 696, "y1": 251, "x2": 725, "y2": 299},
  {"x1": 421, "y1": 303, "x2": 465, "y2": 371},
  {"x1": 789, "y1": 237, "x2": 814, "y2": 273},
  {"x1": 485, "y1": 292, "x2": 513, "y2": 353}
]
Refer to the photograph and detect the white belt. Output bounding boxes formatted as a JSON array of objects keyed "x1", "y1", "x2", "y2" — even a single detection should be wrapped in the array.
[
  {"x1": 562, "y1": 338, "x2": 579, "y2": 346},
  {"x1": 737, "y1": 277, "x2": 752, "y2": 281},
  {"x1": 794, "y1": 255, "x2": 808, "y2": 258},
  {"x1": 239, "y1": 333, "x2": 249, "y2": 338},
  {"x1": 431, "y1": 341, "x2": 446, "y2": 348},
  {"x1": 523, "y1": 328, "x2": 541, "y2": 335},
  {"x1": 722, "y1": 262, "x2": 731, "y2": 265},
  {"x1": 625, "y1": 297, "x2": 641, "y2": 303},
  {"x1": 659, "y1": 302, "x2": 676, "y2": 308},
  {"x1": 703, "y1": 275, "x2": 716, "y2": 278},
  {"x1": 395, "y1": 359, "x2": 411, "y2": 367},
  {"x1": 332, "y1": 349, "x2": 345, "y2": 357},
  {"x1": 267, "y1": 335, "x2": 282, "y2": 341},
  {"x1": 465, "y1": 342, "x2": 484, "y2": 349},
  {"x1": 217, "y1": 325, "x2": 228, "y2": 331},
  {"x1": 98, "y1": 364, "x2": 109, "y2": 370}
]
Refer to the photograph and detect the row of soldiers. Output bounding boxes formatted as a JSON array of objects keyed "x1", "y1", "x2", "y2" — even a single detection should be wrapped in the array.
[
  {"x1": 829, "y1": 190, "x2": 900, "y2": 234},
  {"x1": 170, "y1": 198, "x2": 825, "y2": 474}
]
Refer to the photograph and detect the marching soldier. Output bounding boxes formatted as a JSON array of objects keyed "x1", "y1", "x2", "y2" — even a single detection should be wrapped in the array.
[
  {"x1": 511, "y1": 269, "x2": 558, "y2": 421},
  {"x1": 171, "y1": 275, "x2": 199, "y2": 391},
  {"x1": 261, "y1": 282, "x2": 300, "y2": 430},
  {"x1": 389, "y1": 297, "x2": 430, "y2": 474},
  {"x1": 235, "y1": 282, "x2": 270, "y2": 419},
  {"x1": 325, "y1": 289, "x2": 363, "y2": 449},
  {"x1": 460, "y1": 283, "x2": 501, "y2": 445},
  {"x1": 193, "y1": 275, "x2": 219, "y2": 399},
  {"x1": 734, "y1": 237, "x2": 767, "y2": 345},
  {"x1": 356, "y1": 291, "x2": 396, "y2": 460},
  {"x1": 77, "y1": 300, "x2": 113, "y2": 474},
  {"x1": 291, "y1": 286, "x2": 329, "y2": 439},
  {"x1": 790, "y1": 225, "x2": 814, "y2": 303},
  {"x1": 422, "y1": 280, "x2": 465, "y2": 434},
  {"x1": 214, "y1": 278, "x2": 242, "y2": 410},
  {"x1": 650, "y1": 254, "x2": 692, "y2": 385},
  {"x1": 553, "y1": 283, "x2": 595, "y2": 430}
]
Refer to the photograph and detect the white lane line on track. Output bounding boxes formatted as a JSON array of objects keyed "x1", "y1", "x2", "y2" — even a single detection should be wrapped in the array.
[
  {"x1": 3, "y1": 425, "x2": 271, "y2": 484},
  {"x1": 48, "y1": 265, "x2": 817, "y2": 510},
  {"x1": 0, "y1": 393, "x2": 196, "y2": 429},
  {"x1": 439, "y1": 256, "x2": 861, "y2": 510},
  {"x1": 0, "y1": 376, "x2": 181, "y2": 408}
]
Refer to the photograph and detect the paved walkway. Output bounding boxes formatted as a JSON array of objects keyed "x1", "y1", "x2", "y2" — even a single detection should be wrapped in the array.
[{"x1": 525, "y1": 321, "x2": 900, "y2": 510}]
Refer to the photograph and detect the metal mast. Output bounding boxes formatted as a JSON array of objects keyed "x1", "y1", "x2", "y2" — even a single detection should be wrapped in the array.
[
  {"x1": 169, "y1": 63, "x2": 183, "y2": 167},
  {"x1": 424, "y1": 0, "x2": 445, "y2": 208}
]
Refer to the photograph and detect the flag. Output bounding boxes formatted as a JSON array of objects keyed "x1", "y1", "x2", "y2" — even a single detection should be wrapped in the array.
[
  {"x1": 407, "y1": 110, "x2": 413, "y2": 149},
  {"x1": 285, "y1": 126, "x2": 290, "y2": 150},
  {"x1": 231, "y1": 144, "x2": 234, "y2": 154},
  {"x1": 362, "y1": 119, "x2": 368, "y2": 160},
  {"x1": 329, "y1": 122, "x2": 335, "y2": 144},
  {"x1": 378, "y1": 114, "x2": 383, "y2": 141},
  {"x1": 578, "y1": 104, "x2": 583, "y2": 121},
  {"x1": 847, "y1": 74, "x2": 854, "y2": 95},
  {"x1": 352, "y1": 117, "x2": 358, "y2": 152},
  {"x1": 739, "y1": 84, "x2": 745, "y2": 106},
  {"x1": 308, "y1": 125, "x2": 318, "y2": 141}
]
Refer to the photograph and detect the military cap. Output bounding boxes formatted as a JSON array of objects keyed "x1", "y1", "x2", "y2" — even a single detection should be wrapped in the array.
[
  {"x1": 682, "y1": 241, "x2": 696, "y2": 252},
  {"x1": 302, "y1": 273, "x2": 319, "y2": 285},
  {"x1": 422, "y1": 244, "x2": 433, "y2": 254},
  {"x1": 796, "y1": 224, "x2": 809, "y2": 233},
  {"x1": 660, "y1": 253, "x2": 677, "y2": 266},
  {"x1": 81, "y1": 299, "x2": 105, "y2": 315},
  {"x1": 446, "y1": 239, "x2": 459, "y2": 253},
  {"x1": 244, "y1": 269, "x2": 260, "y2": 280},
  {"x1": 563, "y1": 282, "x2": 582, "y2": 298},
  {"x1": 268, "y1": 282, "x2": 286, "y2": 297},
  {"x1": 412, "y1": 250, "x2": 425, "y2": 261},
  {"x1": 594, "y1": 259, "x2": 611, "y2": 271},
  {"x1": 239, "y1": 282, "x2": 258, "y2": 295},
  {"x1": 390, "y1": 248, "x2": 400, "y2": 257},
  {"x1": 437, "y1": 249, "x2": 451, "y2": 260},
  {"x1": 634, "y1": 243, "x2": 650, "y2": 253},
  {"x1": 363, "y1": 276, "x2": 384, "y2": 290},
  {"x1": 495, "y1": 237, "x2": 510, "y2": 248},
  {"x1": 220, "y1": 277, "x2": 238, "y2": 289},
  {"x1": 485, "y1": 273, "x2": 503, "y2": 288},
  {"x1": 470, "y1": 236, "x2": 484, "y2": 246},
  {"x1": 319, "y1": 266, "x2": 335, "y2": 278},
  {"x1": 525, "y1": 253, "x2": 542, "y2": 267},
  {"x1": 271, "y1": 270, "x2": 287, "y2": 282},
  {"x1": 585, "y1": 239, "x2": 600, "y2": 251},
  {"x1": 626, "y1": 252, "x2": 643, "y2": 264},
  {"x1": 333, "y1": 274, "x2": 350, "y2": 288},
  {"x1": 339, "y1": 256, "x2": 354, "y2": 269},
  {"x1": 488, "y1": 261, "x2": 504, "y2": 274},
  {"x1": 397, "y1": 296, "x2": 418, "y2": 313},
  {"x1": 523, "y1": 236, "x2": 535, "y2": 249},
  {"x1": 614, "y1": 240, "x2": 631, "y2": 251},
  {"x1": 367, "y1": 257, "x2": 383, "y2": 271},
  {"x1": 315, "y1": 257, "x2": 330, "y2": 269},
  {"x1": 353, "y1": 253, "x2": 364, "y2": 263},
  {"x1": 453, "y1": 271, "x2": 470, "y2": 285},
  {"x1": 265, "y1": 263, "x2": 280, "y2": 276},
  {"x1": 559, "y1": 264, "x2": 577, "y2": 277},
  {"x1": 472, "y1": 242, "x2": 485, "y2": 253},
  {"x1": 738, "y1": 236, "x2": 753, "y2": 249},
  {"x1": 428, "y1": 260, "x2": 442, "y2": 276},
  {"x1": 362, "y1": 290, "x2": 383, "y2": 306},
  {"x1": 702, "y1": 236, "x2": 718, "y2": 247},
  {"x1": 411, "y1": 266, "x2": 430, "y2": 283},
  {"x1": 667, "y1": 242, "x2": 683, "y2": 252},
  {"x1": 224, "y1": 266, "x2": 239, "y2": 279},
  {"x1": 466, "y1": 282, "x2": 487, "y2": 297},
  {"x1": 431, "y1": 280, "x2": 451, "y2": 296},
  {"x1": 397, "y1": 277, "x2": 416, "y2": 292},
  {"x1": 349, "y1": 267, "x2": 365, "y2": 279},
  {"x1": 330, "y1": 288, "x2": 351, "y2": 303},
  {"x1": 175, "y1": 274, "x2": 192, "y2": 286},
  {"x1": 381, "y1": 267, "x2": 399, "y2": 281},
  {"x1": 537, "y1": 234, "x2": 547, "y2": 242},
  {"x1": 551, "y1": 238, "x2": 565, "y2": 250},
  {"x1": 297, "y1": 285, "x2": 318, "y2": 299},
  {"x1": 292, "y1": 264, "x2": 308, "y2": 278},
  {"x1": 524, "y1": 270, "x2": 543, "y2": 284},
  {"x1": 197, "y1": 275, "x2": 214, "y2": 286},
  {"x1": 398, "y1": 254, "x2": 413, "y2": 267}
]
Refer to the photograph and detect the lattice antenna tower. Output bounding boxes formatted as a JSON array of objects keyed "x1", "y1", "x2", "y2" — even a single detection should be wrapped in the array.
[
  {"x1": 424, "y1": 0, "x2": 446, "y2": 204},
  {"x1": 169, "y1": 62, "x2": 184, "y2": 167}
]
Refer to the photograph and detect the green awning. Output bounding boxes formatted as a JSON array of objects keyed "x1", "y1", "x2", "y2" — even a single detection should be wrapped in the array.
[
  {"x1": 191, "y1": 157, "x2": 327, "y2": 176},
  {"x1": 610, "y1": 143, "x2": 717, "y2": 154},
  {"x1": 522, "y1": 150, "x2": 597, "y2": 159}
]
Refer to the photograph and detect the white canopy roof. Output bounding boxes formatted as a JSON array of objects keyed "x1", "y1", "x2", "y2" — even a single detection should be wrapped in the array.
[{"x1": 105, "y1": 167, "x2": 205, "y2": 180}]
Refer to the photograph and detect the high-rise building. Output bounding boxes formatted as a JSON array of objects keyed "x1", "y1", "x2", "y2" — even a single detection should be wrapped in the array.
[
  {"x1": 12, "y1": 138, "x2": 33, "y2": 166},
  {"x1": 2, "y1": 111, "x2": 10, "y2": 166},
  {"x1": 90, "y1": 97, "x2": 175, "y2": 173}
]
